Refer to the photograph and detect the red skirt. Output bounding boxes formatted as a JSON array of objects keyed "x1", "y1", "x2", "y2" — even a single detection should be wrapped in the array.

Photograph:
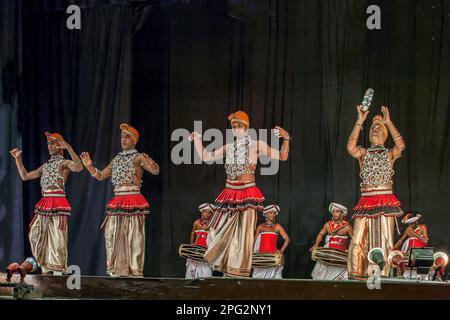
[
  {"x1": 106, "y1": 193, "x2": 150, "y2": 216},
  {"x1": 34, "y1": 191, "x2": 71, "y2": 217},
  {"x1": 353, "y1": 194, "x2": 403, "y2": 218},
  {"x1": 215, "y1": 180, "x2": 265, "y2": 212}
]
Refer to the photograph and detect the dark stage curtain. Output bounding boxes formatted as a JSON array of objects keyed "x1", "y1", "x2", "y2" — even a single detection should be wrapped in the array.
[
  {"x1": 1, "y1": 0, "x2": 449, "y2": 278},
  {"x1": 0, "y1": 0, "x2": 24, "y2": 268},
  {"x1": 18, "y1": 0, "x2": 134, "y2": 275}
]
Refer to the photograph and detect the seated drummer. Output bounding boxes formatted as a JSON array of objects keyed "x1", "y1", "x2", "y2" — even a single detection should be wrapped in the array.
[
  {"x1": 185, "y1": 203, "x2": 214, "y2": 279},
  {"x1": 393, "y1": 211, "x2": 432, "y2": 280},
  {"x1": 393, "y1": 210, "x2": 428, "y2": 252},
  {"x1": 310, "y1": 202, "x2": 353, "y2": 280},
  {"x1": 252, "y1": 205, "x2": 290, "y2": 279}
]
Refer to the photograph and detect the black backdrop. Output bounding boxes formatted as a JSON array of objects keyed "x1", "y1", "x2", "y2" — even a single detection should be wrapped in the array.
[{"x1": 0, "y1": 0, "x2": 449, "y2": 278}]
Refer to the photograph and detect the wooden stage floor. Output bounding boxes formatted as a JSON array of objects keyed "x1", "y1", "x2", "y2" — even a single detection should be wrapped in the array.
[{"x1": 1, "y1": 273, "x2": 450, "y2": 300}]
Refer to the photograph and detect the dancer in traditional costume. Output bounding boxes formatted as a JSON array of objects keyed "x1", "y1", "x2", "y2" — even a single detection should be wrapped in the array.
[
  {"x1": 310, "y1": 203, "x2": 352, "y2": 280},
  {"x1": 10, "y1": 132, "x2": 83, "y2": 274},
  {"x1": 347, "y1": 106, "x2": 405, "y2": 279},
  {"x1": 252, "y1": 205, "x2": 290, "y2": 279},
  {"x1": 80, "y1": 123, "x2": 159, "y2": 277},
  {"x1": 189, "y1": 110, "x2": 291, "y2": 277},
  {"x1": 185, "y1": 203, "x2": 214, "y2": 279}
]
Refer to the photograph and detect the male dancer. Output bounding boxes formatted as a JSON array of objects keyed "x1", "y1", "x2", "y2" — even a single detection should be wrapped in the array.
[
  {"x1": 189, "y1": 110, "x2": 291, "y2": 277},
  {"x1": 347, "y1": 105, "x2": 405, "y2": 279},
  {"x1": 310, "y1": 202, "x2": 352, "y2": 280},
  {"x1": 253, "y1": 205, "x2": 290, "y2": 279},
  {"x1": 80, "y1": 123, "x2": 159, "y2": 277},
  {"x1": 185, "y1": 203, "x2": 214, "y2": 279},
  {"x1": 10, "y1": 132, "x2": 82, "y2": 274}
]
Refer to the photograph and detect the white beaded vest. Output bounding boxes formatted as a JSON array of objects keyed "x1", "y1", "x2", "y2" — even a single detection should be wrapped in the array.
[
  {"x1": 224, "y1": 136, "x2": 255, "y2": 180},
  {"x1": 111, "y1": 149, "x2": 140, "y2": 188},
  {"x1": 360, "y1": 146, "x2": 394, "y2": 190},
  {"x1": 40, "y1": 155, "x2": 65, "y2": 192}
]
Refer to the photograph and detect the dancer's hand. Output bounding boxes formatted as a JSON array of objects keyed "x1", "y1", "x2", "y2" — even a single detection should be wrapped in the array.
[
  {"x1": 274, "y1": 126, "x2": 290, "y2": 140},
  {"x1": 381, "y1": 106, "x2": 392, "y2": 125},
  {"x1": 188, "y1": 131, "x2": 202, "y2": 142},
  {"x1": 80, "y1": 152, "x2": 93, "y2": 167},
  {"x1": 357, "y1": 105, "x2": 369, "y2": 124},
  {"x1": 309, "y1": 244, "x2": 318, "y2": 252},
  {"x1": 9, "y1": 148, "x2": 22, "y2": 159}
]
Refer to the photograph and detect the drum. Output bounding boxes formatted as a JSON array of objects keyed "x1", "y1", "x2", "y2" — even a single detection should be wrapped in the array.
[
  {"x1": 252, "y1": 252, "x2": 284, "y2": 268},
  {"x1": 179, "y1": 244, "x2": 207, "y2": 262},
  {"x1": 311, "y1": 247, "x2": 348, "y2": 267},
  {"x1": 402, "y1": 252, "x2": 410, "y2": 266}
]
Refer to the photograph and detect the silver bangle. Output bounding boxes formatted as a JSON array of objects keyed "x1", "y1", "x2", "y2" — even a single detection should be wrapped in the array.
[{"x1": 91, "y1": 168, "x2": 98, "y2": 178}]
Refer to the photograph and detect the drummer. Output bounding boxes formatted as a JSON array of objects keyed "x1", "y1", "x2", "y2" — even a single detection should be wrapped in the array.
[
  {"x1": 185, "y1": 203, "x2": 214, "y2": 279},
  {"x1": 393, "y1": 211, "x2": 429, "y2": 252},
  {"x1": 393, "y1": 210, "x2": 431, "y2": 280},
  {"x1": 252, "y1": 205, "x2": 290, "y2": 279},
  {"x1": 310, "y1": 202, "x2": 353, "y2": 280}
]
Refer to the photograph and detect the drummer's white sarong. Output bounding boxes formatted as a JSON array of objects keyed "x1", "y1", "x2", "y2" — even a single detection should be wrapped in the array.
[
  {"x1": 185, "y1": 259, "x2": 212, "y2": 279},
  {"x1": 252, "y1": 266, "x2": 283, "y2": 279},
  {"x1": 311, "y1": 261, "x2": 348, "y2": 280}
]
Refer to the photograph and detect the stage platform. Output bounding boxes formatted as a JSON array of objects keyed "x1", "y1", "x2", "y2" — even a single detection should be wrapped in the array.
[{"x1": 1, "y1": 273, "x2": 450, "y2": 300}]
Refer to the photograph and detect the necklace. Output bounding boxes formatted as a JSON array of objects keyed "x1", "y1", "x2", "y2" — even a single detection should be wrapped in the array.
[{"x1": 119, "y1": 149, "x2": 138, "y2": 155}]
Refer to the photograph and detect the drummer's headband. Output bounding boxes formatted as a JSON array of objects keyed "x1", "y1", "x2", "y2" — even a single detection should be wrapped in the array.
[
  {"x1": 401, "y1": 211, "x2": 421, "y2": 224},
  {"x1": 198, "y1": 203, "x2": 215, "y2": 213},
  {"x1": 263, "y1": 205, "x2": 280, "y2": 216},
  {"x1": 328, "y1": 202, "x2": 348, "y2": 216}
]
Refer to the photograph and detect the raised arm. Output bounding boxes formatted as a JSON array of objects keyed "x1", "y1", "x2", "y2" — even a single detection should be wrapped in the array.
[
  {"x1": 58, "y1": 140, "x2": 83, "y2": 172},
  {"x1": 189, "y1": 131, "x2": 227, "y2": 162},
  {"x1": 347, "y1": 105, "x2": 368, "y2": 159},
  {"x1": 258, "y1": 126, "x2": 290, "y2": 161},
  {"x1": 9, "y1": 148, "x2": 43, "y2": 181},
  {"x1": 277, "y1": 225, "x2": 291, "y2": 253},
  {"x1": 139, "y1": 153, "x2": 160, "y2": 175},
  {"x1": 381, "y1": 106, "x2": 405, "y2": 162},
  {"x1": 80, "y1": 152, "x2": 112, "y2": 180}
]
